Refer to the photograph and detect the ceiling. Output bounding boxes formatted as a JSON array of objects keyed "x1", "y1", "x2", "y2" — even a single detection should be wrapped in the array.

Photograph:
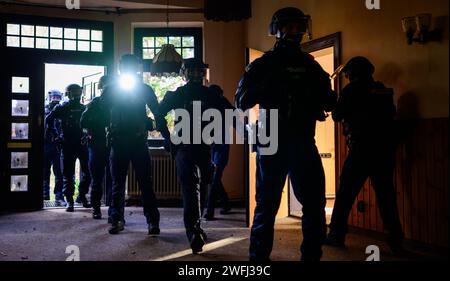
[{"x1": 0, "y1": 0, "x2": 204, "y2": 11}]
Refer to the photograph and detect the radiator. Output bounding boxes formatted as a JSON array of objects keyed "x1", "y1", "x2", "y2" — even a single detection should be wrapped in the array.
[{"x1": 126, "y1": 149, "x2": 181, "y2": 200}]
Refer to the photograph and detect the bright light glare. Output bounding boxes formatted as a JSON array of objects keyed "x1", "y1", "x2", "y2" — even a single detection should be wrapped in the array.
[{"x1": 119, "y1": 74, "x2": 136, "y2": 90}]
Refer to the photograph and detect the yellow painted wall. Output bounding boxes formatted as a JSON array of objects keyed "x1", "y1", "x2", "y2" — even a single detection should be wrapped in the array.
[{"x1": 246, "y1": 0, "x2": 449, "y2": 119}]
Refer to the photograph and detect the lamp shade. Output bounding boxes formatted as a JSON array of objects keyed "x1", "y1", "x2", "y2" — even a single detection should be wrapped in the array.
[
  {"x1": 416, "y1": 13, "x2": 432, "y2": 32},
  {"x1": 151, "y1": 44, "x2": 183, "y2": 76}
]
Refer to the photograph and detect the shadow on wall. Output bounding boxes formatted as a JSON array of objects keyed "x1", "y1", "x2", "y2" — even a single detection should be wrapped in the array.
[
  {"x1": 434, "y1": 16, "x2": 449, "y2": 41},
  {"x1": 396, "y1": 91, "x2": 420, "y2": 145},
  {"x1": 377, "y1": 62, "x2": 420, "y2": 146}
]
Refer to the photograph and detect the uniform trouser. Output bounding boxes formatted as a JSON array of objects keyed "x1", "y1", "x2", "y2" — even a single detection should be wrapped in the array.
[
  {"x1": 61, "y1": 143, "x2": 91, "y2": 200},
  {"x1": 250, "y1": 139, "x2": 326, "y2": 261},
  {"x1": 176, "y1": 146, "x2": 212, "y2": 241},
  {"x1": 88, "y1": 143, "x2": 109, "y2": 210},
  {"x1": 206, "y1": 145, "x2": 230, "y2": 215},
  {"x1": 206, "y1": 163, "x2": 230, "y2": 215},
  {"x1": 109, "y1": 139, "x2": 160, "y2": 226},
  {"x1": 329, "y1": 144, "x2": 403, "y2": 244},
  {"x1": 43, "y1": 142, "x2": 63, "y2": 199}
]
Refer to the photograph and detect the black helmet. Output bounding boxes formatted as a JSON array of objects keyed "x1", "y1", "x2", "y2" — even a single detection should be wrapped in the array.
[
  {"x1": 181, "y1": 58, "x2": 209, "y2": 72},
  {"x1": 181, "y1": 59, "x2": 208, "y2": 83},
  {"x1": 269, "y1": 7, "x2": 311, "y2": 37},
  {"x1": 66, "y1": 84, "x2": 82, "y2": 100},
  {"x1": 98, "y1": 75, "x2": 115, "y2": 90},
  {"x1": 342, "y1": 56, "x2": 375, "y2": 78},
  {"x1": 120, "y1": 54, "x2": 140, "y2": 65}
]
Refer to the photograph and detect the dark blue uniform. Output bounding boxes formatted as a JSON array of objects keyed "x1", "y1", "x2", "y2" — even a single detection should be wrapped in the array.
[
  {"x1": 329, "y1": 78, "x2": 403, "y2": 247},
  {"x1": 158, "y1": 82, "x2": 231, "y2": 242},
  {"x1": 80, "y1": 96, "x2": 110, "y2": 211},
  {"x1": 235, "y1": 41, "x2": 337, "y2": 261},
  {"x1": 205, "y1": 144, "x2": 231, "y2": 216},
  {"x1": 103, "y1": 81, "x2": 160, "y2": 227},
  {"x1": 43, "y1": 101, "x2": 63, "y2": 201},
  {"x1": 45, "y1": 100, "x2": 91, "y2": 203},
  {"x1": 205, "y1": 94, "x2": 234, "y2": 217}
]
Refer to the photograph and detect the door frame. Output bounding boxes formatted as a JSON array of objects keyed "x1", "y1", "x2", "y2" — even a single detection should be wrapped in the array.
[
  {"x1": 0, "y1": 13, "x2": 114, "y2": 211},
  {"x1": 287, "y1": 32, "x2": 342, "y2": 217}
]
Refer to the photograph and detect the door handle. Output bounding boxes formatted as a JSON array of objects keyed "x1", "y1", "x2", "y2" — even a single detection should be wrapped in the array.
[{"x1": 320, "y1": 153, "x2": 332, "y2": 159}]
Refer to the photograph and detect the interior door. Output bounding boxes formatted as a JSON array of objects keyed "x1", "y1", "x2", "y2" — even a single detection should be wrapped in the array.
[{"x1": 289, "y1": 33, "x2": 341, "y2": 217}]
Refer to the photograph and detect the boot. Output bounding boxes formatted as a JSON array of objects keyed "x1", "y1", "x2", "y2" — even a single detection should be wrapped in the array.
[
  {"x1": 108, "y1": 221, "x2": 125, "y2": 235},
  {"x1": 78, "y1": 195, "x2": 92, "y2": 208},
  {"x1": 66, "y1": 197, "x2": 74, "y2": 212},
  {"x1": 92, "y1": 208, "x2": 102, "y2": 220}
]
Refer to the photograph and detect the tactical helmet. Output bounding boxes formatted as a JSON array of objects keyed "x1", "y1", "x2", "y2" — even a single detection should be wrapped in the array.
[
  {"x1": 269, "y1": 7, "x2": 312, "y2": 39},
  {"x1": 180, "y1": 58, "x2": 209, "y2": 82},
  {"x1": 119, "y1": 54, "x2": 140, "y2": 75},
  {"x1": 66, "y1": 84, "x2": 83, "y2": 101},
  {"x1": 181, "y1": 58, "x2": 209, "y2": 72},
  {"x1": 48, "y1": 90, "x2": 62, "y2": 102},
  {"x1": 98, "y1": 75, "x2": 114, "y2": 91},
  {"x1": 342, "y1": 56, "x2": 375, "y2": 78}
]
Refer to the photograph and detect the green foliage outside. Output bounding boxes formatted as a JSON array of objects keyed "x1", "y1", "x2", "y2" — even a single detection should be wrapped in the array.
[{"x1": 143, "y1": 73, "x2": 186, "y2": 139}]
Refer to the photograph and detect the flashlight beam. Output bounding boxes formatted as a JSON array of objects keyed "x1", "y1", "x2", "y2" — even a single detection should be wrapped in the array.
[{"x1": 151, "y1": 236, "x2": 247, "y2": 261}]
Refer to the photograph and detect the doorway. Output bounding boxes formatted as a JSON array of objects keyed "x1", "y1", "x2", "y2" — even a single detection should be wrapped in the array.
[
  {"x1": 245, "y1": 33, "x2": 342, "y2": 225},
  {"x1": 0, "y1": 13, "x2": 114, "y2": 212},
  {"x1": 43, "y1": 63, "x2": 105, "y2": 208},
  {"x1": 289, "y1": 33, "x2": 341, "y2": 219}
]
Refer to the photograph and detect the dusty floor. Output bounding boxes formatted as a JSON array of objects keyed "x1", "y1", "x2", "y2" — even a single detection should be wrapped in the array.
[{"x1": 0, "y1": 207, "x2": 446, "y2": 261}]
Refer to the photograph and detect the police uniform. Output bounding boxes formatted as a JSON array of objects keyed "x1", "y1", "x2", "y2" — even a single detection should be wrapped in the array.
[
  {"x1": 45, "y1": 99, "x2": 91, "y2": 207},
  {"x1": 329, "y1": 76, "x2": 404, "y2": 249},
  {"x1": 204, "y1": 88, "x2": 234, "y2": 219},
  {"x1": 80, "y1": 94, "x2": 111, "y2": 216},
  {"x1": 235, "y1": 39, "x2": 337, "y2": 260},
  {"x1": 43, "y1": 100, "x2": 63, "y2": 201},
  {"x1": 158, "y1": 81, "x2": 231, "y2": 251},
  {"x1": 103, "y1": 80, "x2": 160, "y2": 230}
]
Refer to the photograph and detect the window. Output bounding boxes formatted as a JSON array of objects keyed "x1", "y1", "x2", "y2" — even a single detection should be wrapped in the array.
[
  {"x1": 135, "y1": 27, "x2": 202, "y2": 64},
  {"x1": 142, "y1": 36, "x2": 195, "y2": 60},
  {"x1": 134, "y1": 28, "x2": 203, "y2": 140},
  {"x1": 6, "y1": 23, "x2": 103, "y2": 53}
]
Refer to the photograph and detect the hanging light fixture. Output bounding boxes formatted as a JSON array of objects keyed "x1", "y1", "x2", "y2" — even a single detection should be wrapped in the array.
[{"x1": 151, "y1": 0, "x2": 183, "y2": 76}]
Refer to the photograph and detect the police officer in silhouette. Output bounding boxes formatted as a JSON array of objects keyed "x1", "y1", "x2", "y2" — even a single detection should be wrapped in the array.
[
  {"x1": 157, "y1": 59, "x2": 233, "y2": 254},
  {"x1": 103, "y1": 54, "x2": 160, "y2": 235},
  {"x1": 43, "y1": 90, "x2": 64, "y2": 205},
  {"x1": 235, "y1": 7, "x2": 337, "y2": 261},
  {"x1": 325, "y1": 56, "x2": 404, "y2": 254},
  {"x1": 204, "y1": 85, "x2": 233, "y2": 221},
  {"x1": 81, "y1": 75, "x2": 115, "y2": 220},
  {"x1": 45, "y1": 84, "x2": 92, "y2": 212}
]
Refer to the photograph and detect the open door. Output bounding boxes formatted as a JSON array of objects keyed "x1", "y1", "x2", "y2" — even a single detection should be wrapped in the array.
[
  {"x1": 0, "y1": 14, "x2": 113, "y2": 211},
  {"x1": 289, "y1": 33, "x2": 342, "y2": 217},
  {"x1": 245, "y1": 33, "x2": 341, "y2": 225}
]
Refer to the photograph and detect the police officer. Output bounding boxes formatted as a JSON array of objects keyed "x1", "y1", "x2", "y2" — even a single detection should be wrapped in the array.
[
  {"x1": 204, "y1": 85, "x2": 232, "y2": 221},
  {"x1": 80, "y1": 75, "x2": 115, "y2": 219},
  {"x1": 235, "y1": 7, "x2": 337, "y2": 261},
  {"x1": 325, "y1": 56, "x2": 404, "y2": 254},
  {"x1": 104, "y1": 54, "x2": 160, "y2": 235},
  {"x1": 45, "y1": 84, "x2": 92, "y2": 212},
  {"x1": 43, "y1": 90, "x2": 64, "y2": 205},
  {"x1": 158, "y1": 59, "x2": 232, "y2": 254}
]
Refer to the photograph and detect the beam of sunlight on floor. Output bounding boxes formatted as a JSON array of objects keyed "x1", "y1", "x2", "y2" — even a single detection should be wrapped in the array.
[{"x1": 152, "y1": 236, "x2": 248, "y2": 261}]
